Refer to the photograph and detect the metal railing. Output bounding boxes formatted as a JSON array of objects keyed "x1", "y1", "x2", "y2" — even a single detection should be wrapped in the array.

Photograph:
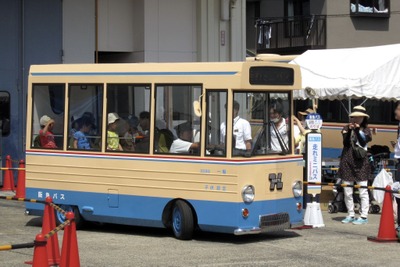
[{"x1": 255, "y1": 15, "x2": 327, "y2": 55}]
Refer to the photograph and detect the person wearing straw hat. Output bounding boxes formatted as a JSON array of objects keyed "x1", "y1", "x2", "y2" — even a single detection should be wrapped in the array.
[
  {"x1": 107, "y1": 112, "x2": 123, "y2": 151},
  {"x1": 339, "y1": 105, "x2": 372, "y2": 225}
]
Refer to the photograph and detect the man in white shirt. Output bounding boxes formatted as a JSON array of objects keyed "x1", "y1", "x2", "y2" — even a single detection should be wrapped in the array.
[
  {"x1": 269, "y1": 102, "x2": 289, "y2": 153},
  {"x1": 220, "y1": 101, "x2": 252, "y2": 156},
  {"x1": 170, "y1": 122, "x2": 199, "y2": 154}
]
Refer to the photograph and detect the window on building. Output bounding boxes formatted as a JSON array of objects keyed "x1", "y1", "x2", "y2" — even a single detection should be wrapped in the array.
[
  {"x1": 284, "y1": 0, "x2": 310, "y2": 37},
  {"x1": 31, "y1": 84, "x2": 65, "y2": 149},
  {"x1": 155, "y1": 85, "x2": 202, "y2": 155},
  {"x1": 350, "y1": 0, "x2": 390, "y2": 17},
  {"x1": 106, "y1": 84, "x2": 151, "y2": 153},
  {"x1": 0, "y1": 92, "x2": 10, "y2": 136},
  {"x1": 205, "y1": 90, "x2": 227, "y2": 157},
  {"x1": 68, "y1": 84, "x2": 103, "y2": 151}
]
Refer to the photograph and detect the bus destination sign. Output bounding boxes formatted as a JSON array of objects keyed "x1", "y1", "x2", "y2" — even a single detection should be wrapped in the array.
[{"x1": 249, "y1": 66, "x2": 294, "y2": 85}]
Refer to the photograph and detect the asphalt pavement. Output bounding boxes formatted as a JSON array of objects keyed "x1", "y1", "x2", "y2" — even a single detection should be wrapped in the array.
[{"x1": 1, "y1": 192, "x2": 399, "y2": 267}]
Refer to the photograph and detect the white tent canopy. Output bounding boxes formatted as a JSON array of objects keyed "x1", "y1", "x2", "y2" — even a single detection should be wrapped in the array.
[{"x1": 292, "y1": 44, "x2": 400, "y2": 101}]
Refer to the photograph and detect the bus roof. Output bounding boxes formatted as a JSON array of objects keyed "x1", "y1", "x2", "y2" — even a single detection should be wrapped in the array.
[{"x1": 29, "y1": 61, "x2": 301, "y2": 89}]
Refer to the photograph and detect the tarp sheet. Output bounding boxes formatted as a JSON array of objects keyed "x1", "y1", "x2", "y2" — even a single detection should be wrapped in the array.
[{"x1": 291, "y1": 44, "x2": 400, "y2": 101}]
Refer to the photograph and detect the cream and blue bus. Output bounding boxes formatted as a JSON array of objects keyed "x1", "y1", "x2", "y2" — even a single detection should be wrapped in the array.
[{"x1": 25, "y1": 60, "x2": 304, "y2": 239}]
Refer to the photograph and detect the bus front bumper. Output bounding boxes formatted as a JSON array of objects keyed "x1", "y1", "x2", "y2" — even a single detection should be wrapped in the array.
[{"x1": 234, "y1": 212, "x2": 296, "y2": 235}]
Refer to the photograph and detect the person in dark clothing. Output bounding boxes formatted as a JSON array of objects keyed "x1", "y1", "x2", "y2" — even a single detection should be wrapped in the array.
[
  {"x1": 392, "y1": 102, "x2": 400, "y2": 232},
  {"x1": 339, "y1": 106, "x2": 372, "y2": 225}
]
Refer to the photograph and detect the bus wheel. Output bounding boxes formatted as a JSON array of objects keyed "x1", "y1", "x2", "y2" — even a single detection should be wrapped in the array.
[
  {"x1": 55, "y1": 205, "x2": 84, "y2": 229},
  {"x1": 171, "y1": 200, "x2": 194, "y2": 240}
]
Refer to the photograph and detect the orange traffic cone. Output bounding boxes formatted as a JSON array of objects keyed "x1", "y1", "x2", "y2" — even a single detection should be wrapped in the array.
[
  {"x1": 60, "y1": 212, "x2": 80, "y2": 267},
  {"x1": 16, "y1": 160, "x2": 26, "y2": 198},
  {"x1": 1, "y1": 155, "x2": 12, "y2": 191},
  {"x1": 7, "y1": 155, "x2": 15, "y2": 189},
  {"x1": 42, "y1": 197, "x2": 61, "y2": 265},
  {"x1": 32, "y1": 234, "x2": 48, "y2": 267},
  {"x1": 367, "y1": 185, "x2": 398, "y2": 242}
]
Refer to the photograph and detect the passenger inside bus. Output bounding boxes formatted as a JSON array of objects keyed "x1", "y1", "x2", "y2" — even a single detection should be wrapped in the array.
[
  {"x1": 73, "y1": 117, "x2": 93, "y2": 150},
  {"x1": 121, "y1": 115, "x2": 139, "y2": 151},
  {"x1": 269, "y1": 101, "x2": 289, "y2": 153},
  {"x1": 107, "y1": 112, "x2": 123, "y2": 151},
  {"x1": 220, "y1": 101, "x2": 252, "y2": 157},
  {"x1": 135, "y1": 111, "x2": 150, "y2": 153},
  {"x1": 70, "y1": 112, "x2": 99, "y2": 148},
  {"x1": 170, "y1": 122, "x2": 199, "y2": 154},
  {"x1": 38, "y1": 115, "x2": 57, "y2": 148},
  {"x1": 293, "y1": 108, "x2": 314, "y2": 154}
]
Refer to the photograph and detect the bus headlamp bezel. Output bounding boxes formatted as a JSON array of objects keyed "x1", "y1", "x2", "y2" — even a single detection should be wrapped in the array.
[
  {"x1": 292, "y1": 180, "x2": 303, "y2": 198},
  {"x1": 241, "y1": 185, "x2": 255, "y2": 203}
]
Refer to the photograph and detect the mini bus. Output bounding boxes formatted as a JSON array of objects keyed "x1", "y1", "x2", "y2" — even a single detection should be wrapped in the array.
[{"x1": 25, "y1": 60, "x2": 304, "y2": 239}]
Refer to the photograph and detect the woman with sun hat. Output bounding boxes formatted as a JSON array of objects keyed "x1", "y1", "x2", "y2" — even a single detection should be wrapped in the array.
[{"x1": 339, "y1": 105, "x2": 372, "y2": 225}]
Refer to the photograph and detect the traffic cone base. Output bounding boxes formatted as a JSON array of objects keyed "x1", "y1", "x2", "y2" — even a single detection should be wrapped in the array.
[
  {"x1": 32, "y1": 234, "x2": 48, "y2": 267},
  {"x1": 42, "y1": 197, "x2": 61, "y2": 265},
  {"x1": 367, "y1": 185, "x2": 399, "y2": 243},
  {"x1": 60, "y1": 212, "x2": 80, "y2": 267}
]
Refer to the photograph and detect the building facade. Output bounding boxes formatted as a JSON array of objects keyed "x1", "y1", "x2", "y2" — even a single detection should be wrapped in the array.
[
  {"x1": 0, "y1": 0, "x2": 247, "y2": 162},
  {"x1": 253, "y1": 0, "x2": 400, "y2": 55}
]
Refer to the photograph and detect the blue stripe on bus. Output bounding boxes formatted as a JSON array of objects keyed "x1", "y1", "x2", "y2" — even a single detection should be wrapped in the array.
[
  {"x1": 26, "y1": 151, "x2": 303, "y2": 165},
  {"x1": 31, "y1": 71, "x2": 238, "y2": 77},
  {"x1": 25, "y1": 188, "x2": 303, "y2": 234}
]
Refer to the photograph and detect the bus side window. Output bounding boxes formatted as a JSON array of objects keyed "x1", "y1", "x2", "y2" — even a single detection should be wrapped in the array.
[
  {"x1": 31, "y1": 84, "x2": 65, "y2": 149},
  {"x1": 155, "y1": 85, "x2": 202, "y2": 155},
  {"x1": 107, "y1": 84, "x2": 151, "y2": 153},
  {"x1": 0, "y1": 92, "x2": 10, "y2": 136},
  {"x1": 205, "y1": 91, "x2": 227, "y2": 157},
  {"x1": 68, "y1": 85, "x2": 102, "y2": 151}
]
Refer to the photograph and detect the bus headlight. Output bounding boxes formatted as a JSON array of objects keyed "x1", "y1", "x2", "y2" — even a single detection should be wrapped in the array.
[
  {"x1": 292, "y1": 181, "x2": 303, "y2": 198},
  {"x1": 241, "y1": 185, "x2": 255, "y2": 203}
]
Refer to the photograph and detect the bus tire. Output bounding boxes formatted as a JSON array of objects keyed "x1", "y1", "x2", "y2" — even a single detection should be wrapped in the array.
[
  {"x1": 55, "y1": 205, "x2": 84, "y2": 229},
  {"x1": 171, "y1": 200, "x2": 194, "y2": 240}
]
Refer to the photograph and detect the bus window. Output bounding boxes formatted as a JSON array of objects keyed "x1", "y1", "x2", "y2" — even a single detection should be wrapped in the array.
[
  {"x1": 68, "y1": 84, "x2": 103, "y2": 151},
  {"x1": 31, "y1": 84, "x2": 65, "y2": 149},
  {"x1": 155, "y1": 85, "x2": 202, "y2": 155},
  {"x1": 106, "y1": 84, "x2": 151, "y2": 153},
  {"x1": 205, "y1": 91, "x2": 227, "y2": 157},
  {"x1": 238, "y1": 92, "x2": 291, "y2": 156},
  {"x1": 0, "y1": 92, "x2": 10, "y2": 136}
]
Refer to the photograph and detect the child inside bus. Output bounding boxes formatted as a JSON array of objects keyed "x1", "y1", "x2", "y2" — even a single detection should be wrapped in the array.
[
  {"x1": 73, "y1": 117, "x2": 93, "y2": 149},
  {"x1": 170, "y1": 122, "x2": 199, "y2": 154},
  {"x1": 107, "y1": 112, "x2": 123, "y2": 151},
  {"x1": 121, "y1": 115, "x2": 139, "y2": 151},
  {"x1": 39, "y1": 115, "x2": 57, "y2": 148}
]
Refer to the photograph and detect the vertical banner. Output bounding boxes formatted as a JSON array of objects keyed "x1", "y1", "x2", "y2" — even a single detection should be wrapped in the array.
[{"x1": 306, "y1": 132, "x2": 322, "y2": 195}]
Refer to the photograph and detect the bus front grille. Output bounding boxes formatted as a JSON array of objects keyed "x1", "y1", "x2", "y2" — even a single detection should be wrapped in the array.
[{"x1": 259, "y1": 212, "x2": 290, "y2": 232}]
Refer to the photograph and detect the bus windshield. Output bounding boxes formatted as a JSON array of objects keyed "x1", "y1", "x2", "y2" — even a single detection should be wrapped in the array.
[{"x1": 206, "y1": 91, "x2": 291, "y2": 157}]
